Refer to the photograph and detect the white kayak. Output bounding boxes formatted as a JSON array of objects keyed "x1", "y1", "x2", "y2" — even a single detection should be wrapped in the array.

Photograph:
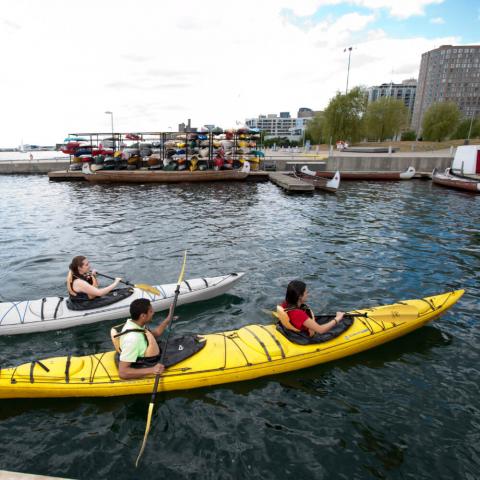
[{"x1": 0, "y1": 273, "x2": 244, "y2": 336}]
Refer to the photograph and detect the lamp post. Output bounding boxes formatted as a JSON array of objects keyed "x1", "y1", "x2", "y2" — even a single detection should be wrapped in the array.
[
  {"x1": 466, "y1": 112, "x2": 475, "y2": 144},
  {"x1": 105, "y1": 111, "x2": 114, "y2": 150},
  {"x1": 344, "y1": 46, "x2": 353, "y2": 94}
]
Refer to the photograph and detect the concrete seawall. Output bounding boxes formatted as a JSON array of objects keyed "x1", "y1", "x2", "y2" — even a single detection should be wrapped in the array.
[
  {"x1": 0, "y1": 160, "x2": 70, "y2": 174},
  {"x1": 324, "y1": 155, "x2": 452, "y2": 172},
  {"x1": 268, "y1": 149, "x2": 453, "y2": 173}
]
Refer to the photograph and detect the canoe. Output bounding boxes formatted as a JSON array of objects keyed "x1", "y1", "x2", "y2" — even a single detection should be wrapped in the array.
[
  {"x1": 0, "y1": 289, "x2": 463, "y2": 398},
  {"x1": 312, "y1": 166, "x2": 416, "y2": 180},
  {"x1": 293, "y1": 166, "x2": 340, "y2": 192},
  {"x1": 82, "y1": 161, "x2": 250, "y2": 183},
  {"x1": 432, "y1": 168, "x2": 480, "y2": 193},
  {"x1": 0, "y1": 273, "x2": 244, "y2": 336}
]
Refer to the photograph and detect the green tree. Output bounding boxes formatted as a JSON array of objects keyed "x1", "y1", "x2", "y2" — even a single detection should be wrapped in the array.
[
  {"x1": 451, "y1": 117, "x2": 480, "y2": 139},
  {"x1": 364, "y1": 97, "x2": 408, "y2": 141},
  {"x1": 401, "y1": 130, "x2": 416, "y2": 141},
  {"x1": 322, "y1": 87, "x2": 366, "y2": 144},
  {"x1": 305, "y1": 112, "x2": 324, "y2": 144},
  {"x1": 421, "y1": 102, "x2": 461, "y2": 141}
]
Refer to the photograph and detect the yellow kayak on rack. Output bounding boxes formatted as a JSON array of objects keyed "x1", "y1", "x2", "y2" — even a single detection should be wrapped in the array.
[{"x1": 0, "y1": 290, "x2": 464, "y2": 399}]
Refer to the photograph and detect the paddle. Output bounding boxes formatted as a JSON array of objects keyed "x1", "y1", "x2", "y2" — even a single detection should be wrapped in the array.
[
  {"x1": 265, "y1": 304, "x2": 418, "y2": 324},
  {"x1": 95, "y1": 272, "x2": 160, "y2": 295},
  {"x1": 135, "y1": 250, "x2": 187, "y2": 467}
]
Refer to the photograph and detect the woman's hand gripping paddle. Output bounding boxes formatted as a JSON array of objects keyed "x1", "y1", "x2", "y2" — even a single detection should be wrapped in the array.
[{"x1": 96, "y1": 271, "x2": 160, "y2": 295}]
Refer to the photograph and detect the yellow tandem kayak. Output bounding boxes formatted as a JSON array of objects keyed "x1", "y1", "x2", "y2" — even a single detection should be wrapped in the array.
[{"x1": 0, "y1": 290, "x2": 463, "y2": 399}]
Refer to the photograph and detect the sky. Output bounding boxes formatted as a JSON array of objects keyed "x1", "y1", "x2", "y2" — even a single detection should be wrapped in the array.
[{"x1": 0, "y1": 0, "x2": 479, "y2": 147}]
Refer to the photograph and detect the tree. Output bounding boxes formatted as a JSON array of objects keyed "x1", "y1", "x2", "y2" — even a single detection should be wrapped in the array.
[
  {"x1": 421, "y1": 102, "x2": 460, "y2": 141},
  {"x1": 322, "y1": 87, "x2": 366, "y2": 144},
  {"x1": 305, "y1": 112, "x2": 324, "y2": 144},
  {"x1": 364, "y1": 97, "x2": 408, "y2": 141},
  {"x1": 401, "y1": 130, "x2": 416, "y2": 141},
  {"x1": 451, "y1": 117, "x2": 480, "y2": 140}
]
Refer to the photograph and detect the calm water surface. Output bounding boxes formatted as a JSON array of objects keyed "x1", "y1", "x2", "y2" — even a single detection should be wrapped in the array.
[{"x1": 0, "y1": 175, "x2": 479, "y2": 479}]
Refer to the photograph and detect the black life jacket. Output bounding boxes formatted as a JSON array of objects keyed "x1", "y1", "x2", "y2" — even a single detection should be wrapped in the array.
[
  {"x1": 69, "y1": 273, "x2": 95, "y2": 303},
  {"x1": 111, "y1": 324, "x2": 161, "y2": 368}
]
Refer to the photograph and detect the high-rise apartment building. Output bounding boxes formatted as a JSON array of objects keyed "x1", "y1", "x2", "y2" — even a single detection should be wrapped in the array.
[
  {"x1": 366, "y1": 79, "x2": 417, "y2": 117},
  {"x1": 411, "y1": 44, "x2": 480, "y2": 133}
]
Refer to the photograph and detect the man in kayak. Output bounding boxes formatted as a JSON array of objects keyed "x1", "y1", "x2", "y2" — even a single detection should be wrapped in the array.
[
  {"x1": 281, "y1": 280, "x2": 344, "y2": 337},
  {"x1": 117, "y1": 298, "x2": 174, "y2": 380},
  {"x1": 67, "y1": 256, "x2": 121, "y2": 304}
]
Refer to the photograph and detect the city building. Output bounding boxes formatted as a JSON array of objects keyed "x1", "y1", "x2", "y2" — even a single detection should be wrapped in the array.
[
  {"x1": 245, "y1": 108, "x2": 320, "y2": 139},
  {"x1": 411, "y1": 44, "x2": 480, "y2": 133},
  {"x1": 366, "y1": 79, "x2": 417, "y2": 117}
]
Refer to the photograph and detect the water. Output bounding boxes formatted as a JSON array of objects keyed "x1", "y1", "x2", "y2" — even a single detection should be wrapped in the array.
[{"x1": 0, "y1": 175, "x2": 479, "y2": 479}]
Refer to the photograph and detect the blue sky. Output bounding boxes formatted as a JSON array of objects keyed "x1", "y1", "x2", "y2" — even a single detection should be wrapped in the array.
[
  {"x1": 0, "y1": 0, "x2": 479, "y2": 146},
  {"x1": 282, "y1": 1, "x2": 479, "y2": 44}
]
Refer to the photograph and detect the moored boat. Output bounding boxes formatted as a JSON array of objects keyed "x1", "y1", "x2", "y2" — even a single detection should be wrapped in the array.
[
  {"x1": 293, "y1": 166, "x2": 340, "y2": 192},
  {"x1": 0, "y1": 273, "x2": 244, "y2": 336},
  {"x1": 432, "y1": 167, "x2": 480, "y2": 193},
  {"x1": 311, "y1": 166, "x2": 416, "y2": 180},
  {"x1": 0, "y1": 289, "x2": 463, "y2": 398},
  {"x1": 82, "y1": 162, "x2": 250, "y2": 183}
]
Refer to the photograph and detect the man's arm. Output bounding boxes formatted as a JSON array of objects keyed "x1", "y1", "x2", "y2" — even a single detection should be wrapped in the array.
[
  {"x1": 118, "y1": 361, "x2": 165, "y2": 380},
  {"x1": 151, "y1": 304, "x2": 175, "y2": 337}
]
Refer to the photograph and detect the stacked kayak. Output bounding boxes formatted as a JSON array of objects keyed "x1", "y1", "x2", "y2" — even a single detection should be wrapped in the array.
[
  {"x1": 0, "y1": 290, "x2": 463, "y2": 398},
  {"x1": 0, "y1": 273, "x2": 244, "y2": 336}
]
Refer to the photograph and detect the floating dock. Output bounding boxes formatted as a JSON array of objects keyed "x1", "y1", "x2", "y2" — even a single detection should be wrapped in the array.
[
  {"x1": 268, "y1": 172, "x2": 313, "y2": 192},
  {"x1": 48, "y1": 170, "x2": 269, "y2": 182}
]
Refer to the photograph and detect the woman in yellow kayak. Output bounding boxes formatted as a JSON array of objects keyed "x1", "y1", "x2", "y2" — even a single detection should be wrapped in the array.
[
  {"x1": 67, "y1": 256, "x2": 121, "y2": 304},
  {"x1": 280, "y1": 280, "x2": 344, "y2": 337}
]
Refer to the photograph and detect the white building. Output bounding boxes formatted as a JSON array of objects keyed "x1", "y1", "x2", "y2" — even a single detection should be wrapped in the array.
[{"x1": 245, "y1": 108, "x2": 319, "y2": 139}]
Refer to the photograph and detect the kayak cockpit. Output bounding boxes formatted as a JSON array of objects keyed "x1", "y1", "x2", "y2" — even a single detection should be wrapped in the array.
[
  {"x1": 65, "y1": 288, "x2": 134, "y2": 311},
  {"x1": 275, "y1": 316, "x2": 354, "y2": 345}
]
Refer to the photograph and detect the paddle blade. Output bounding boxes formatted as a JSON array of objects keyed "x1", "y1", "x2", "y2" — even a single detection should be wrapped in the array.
[
  {"x1": 177, "y1": 251, "x2": 187, "y2": 285},
  {"x1": 358, "y1": 304, "x2": 418, "y2": 323},
  {"x1": 135, "y1": 402, "x2": 155, "y2": 467},
  {"x1": 134, "y1": 283, "x2": 161, "y2": 295}
]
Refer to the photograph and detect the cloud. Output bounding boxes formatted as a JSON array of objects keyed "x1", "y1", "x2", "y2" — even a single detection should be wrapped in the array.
[
  {"x1": 279, "y1": 0, "x2": 445, "y2": 21},
  {"x1": 2, "y1": 18, "x2": 21, "y2": 30},
  {"x1": 0, "y1": 0, "x2": 466, "y2": 146},
  {"x1": 354, "y1": 0, "x2": 444, "y2": 19},
  {"x1": 120, "y1": 54, "x2": 153, "y2": 63},
  {"x1": 430, "y1": 16, "x2": 445, "y2": 24}
]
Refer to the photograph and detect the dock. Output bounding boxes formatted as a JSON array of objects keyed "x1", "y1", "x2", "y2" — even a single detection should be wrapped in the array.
[
  {"x1": 48, "y1": 170, "x2": 84, "y2": 181},
  {"x1": 268, "y1": 172, "x2": 313, "y2": 192},
  {"x1": 48, "y1": 170, "x2": 270, "y2": 182}
]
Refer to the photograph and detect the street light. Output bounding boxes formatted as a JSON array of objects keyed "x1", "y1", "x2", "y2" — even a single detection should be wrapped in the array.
[
  {"x1": 105, "y1": 111, "x2": 114, "y2": 149},
  {"x1": 466, "y1": 112, "x2": 475, "y2": 144},
  {"x1": 344, "y1": 46, "x2": 353, "y2": 94}
]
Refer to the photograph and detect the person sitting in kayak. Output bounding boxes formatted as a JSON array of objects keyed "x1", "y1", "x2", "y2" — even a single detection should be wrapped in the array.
[
  {"x1": 67, "y1": 256, "x2": 121, "y2": 303},
  {"x1": 280, "y1": 280, "x2": 344, "y2": 337},
  {"x1": 116, "y1": 298, "x2": 174, "y2": 380}
]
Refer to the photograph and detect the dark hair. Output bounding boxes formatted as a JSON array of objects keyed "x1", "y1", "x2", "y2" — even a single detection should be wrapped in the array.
[
  {"x1": 285, "y1": 280, "x2": 306, "y2": 307},
  {"x1": 69, "y1": 256, "x2": 86, "y2": 277},
  {"x1": 130, "y1": 298, "x2": 152, "y2": 320}
]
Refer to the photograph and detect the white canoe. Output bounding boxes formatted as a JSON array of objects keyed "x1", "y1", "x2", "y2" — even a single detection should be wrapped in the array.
[{"x1": 0, "y1": 273, "x2": 244, "y2": 336}]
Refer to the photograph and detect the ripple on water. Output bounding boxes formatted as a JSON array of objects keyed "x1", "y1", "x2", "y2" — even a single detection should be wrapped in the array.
[{"x1": 0, "y1": 175, "x2": 479, "y2": 479}]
